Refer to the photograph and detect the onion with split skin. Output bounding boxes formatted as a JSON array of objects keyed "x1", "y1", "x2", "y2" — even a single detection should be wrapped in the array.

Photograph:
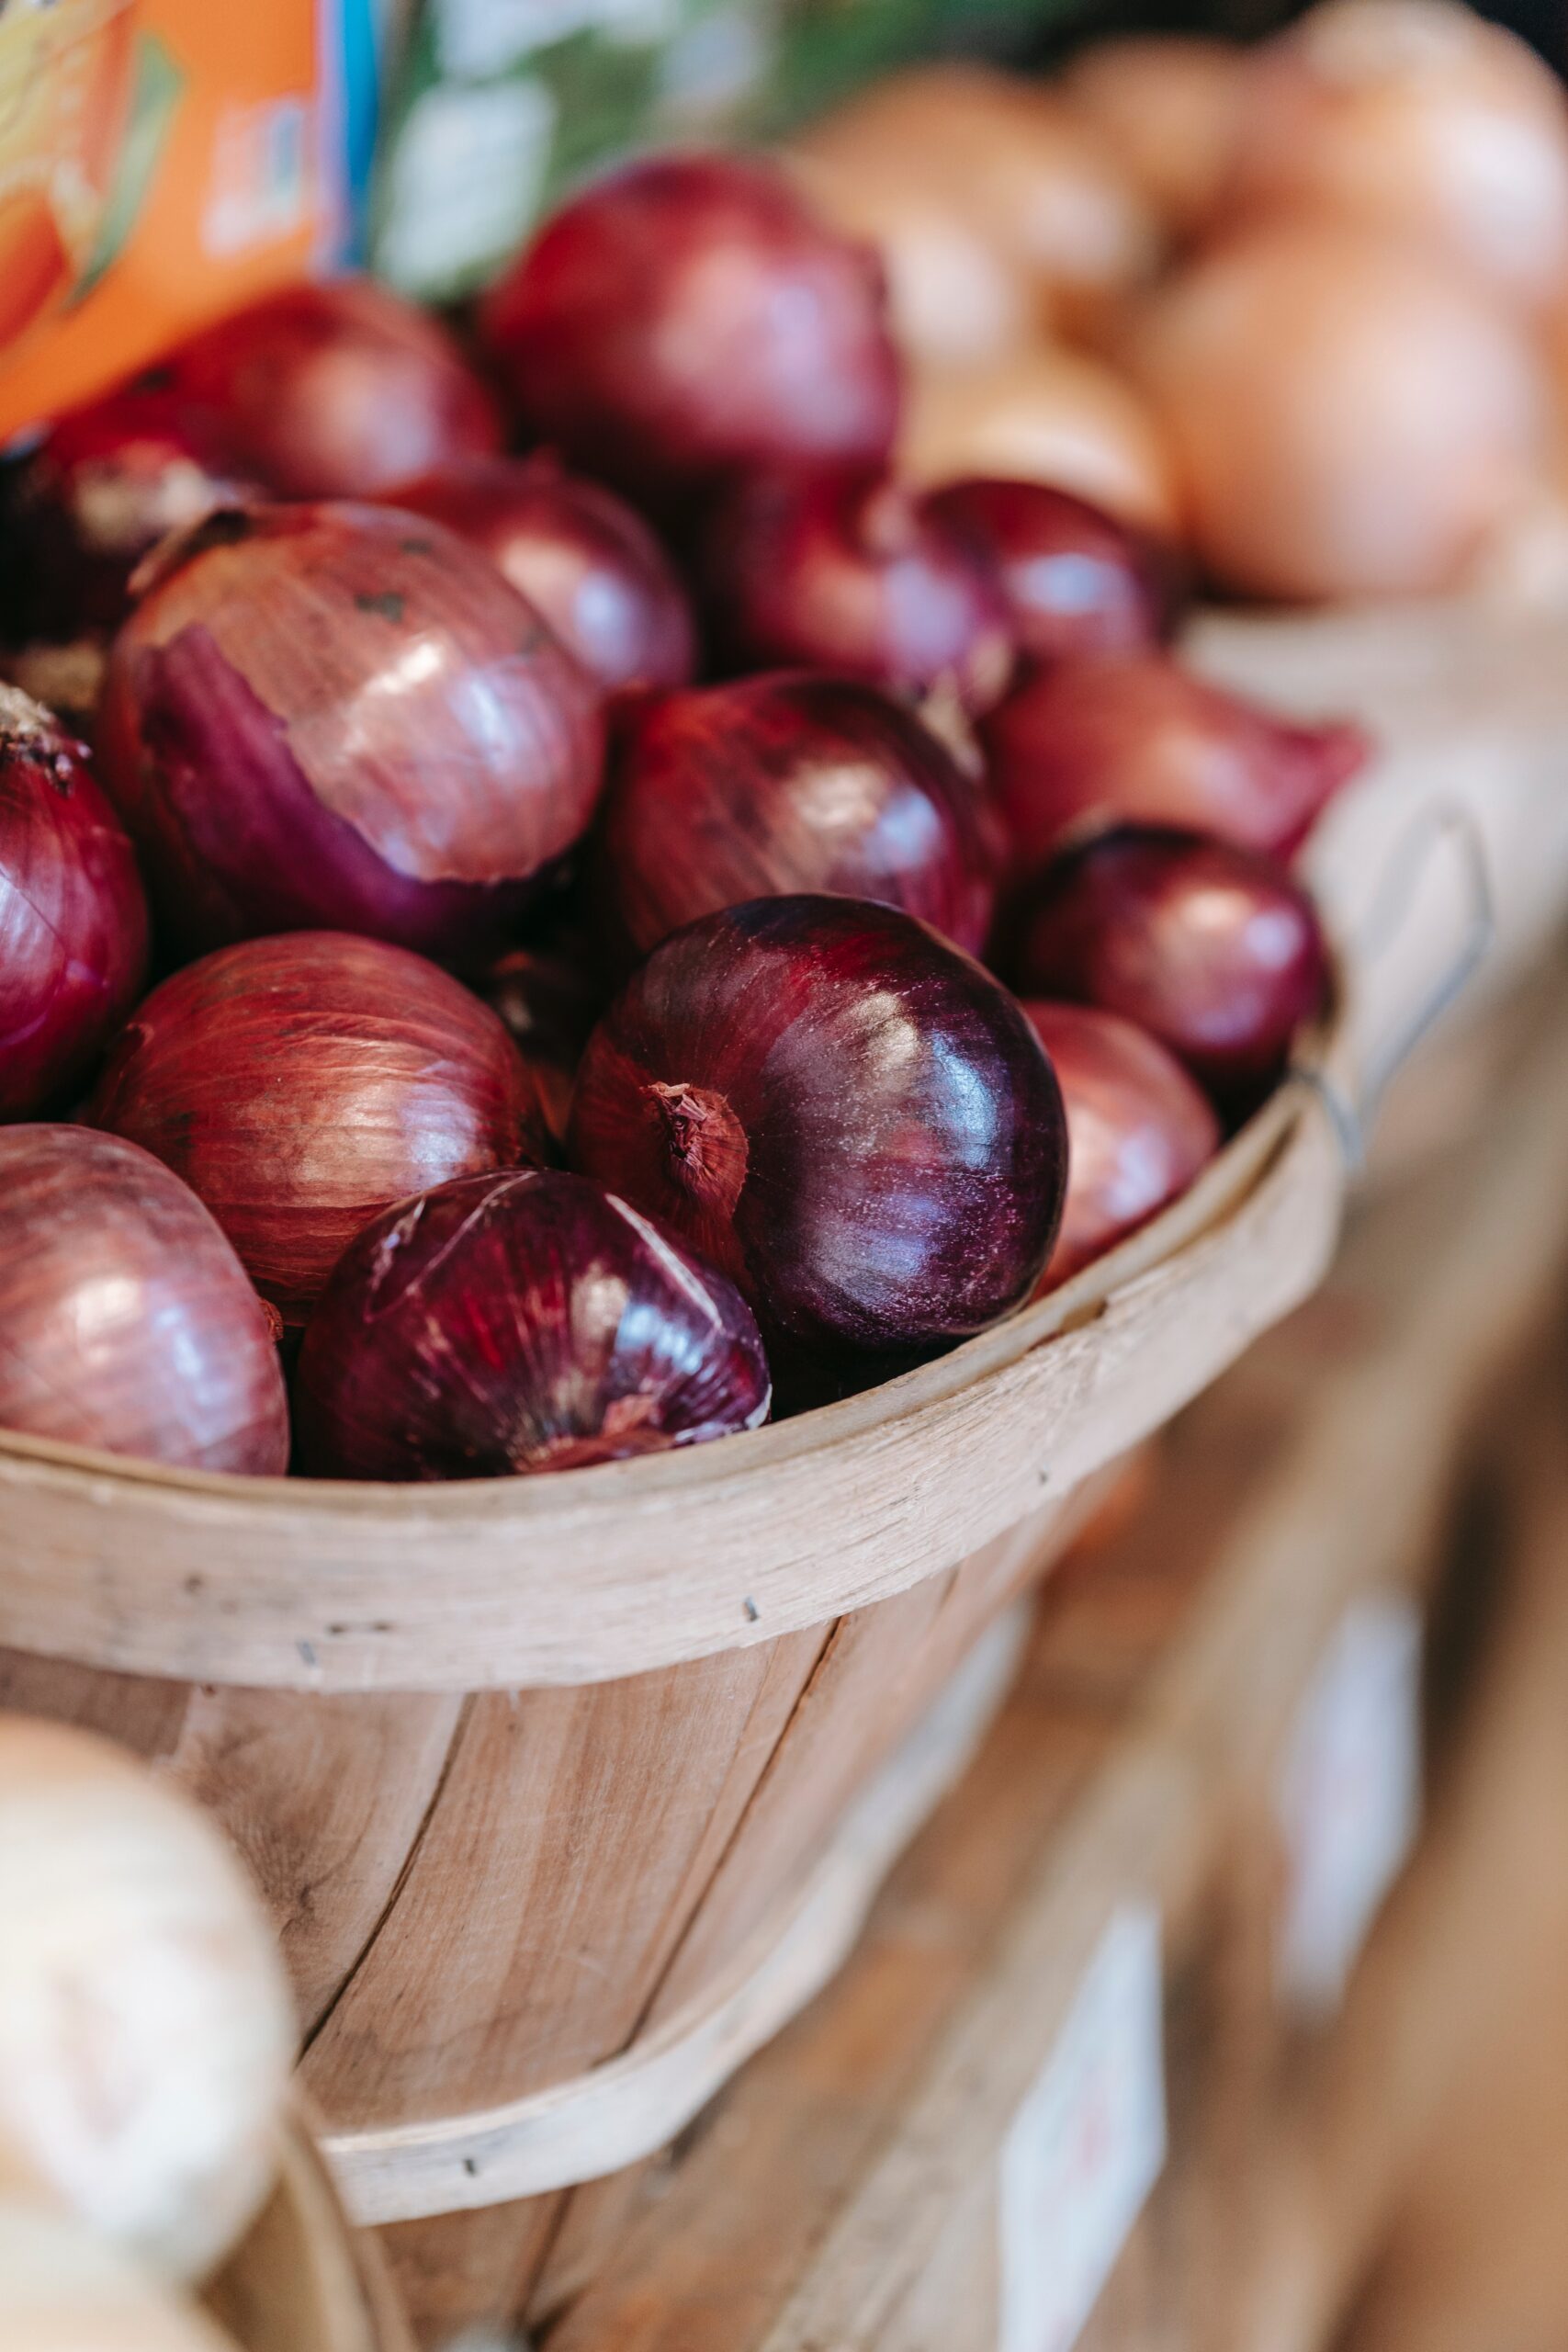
[
  {"x1": 87, "y1": 931, "x2": 550, "y2": 1327},
  {"x1": 164, "y1": 275, "x2": 503, "y2": 499},
  {"x1": 96, "y1": 501, "x2": 605, "y2": 963},
  {"x1": 699, "y1": 469, "x2": 1014, "y2": 716},
  {"x1": 0, "y1": 1718, "x2": 294, "y2": 2280},
  {"x1": 1227, "y1": 0, "x2": 1568, "y2": 312},
  {"x1": 1128, "y1": 218, "x2": 1548, "y2": 601},
  {"x1": 295, "y1": 1168, "x2": 772, "y2": 1482},
  {"x1": 981, "y1": 650, "x2": 1368, "y2": 880},
  {"x1": 1, "y1": 686, "x2": 149, "y2": 1118},
  {"x1": 1013, "y1": 825, "x2": 1327, "y2": 1103},
  {"x1": 0, "y1": 2205, "x2": 243, "y2": 2352},
  {"x1": 594, "y1": 673, "x2": 999, "y2": 959},
  {"x1": 479, "y1": 153, "x2": 900, "y2": 508},
  {"x1": 1023, "y1": 1001, "x2": 1220, "y2": 1288},
  {"x1": 569, "y1": 893, "x2": 1066, "y2": 1394},
  {"x1": 381, "y1": 451, "x2": 697, "y2": 696},
  {"x1": 0, "y1": 1126, "x2": 289, "y2": 1472}
]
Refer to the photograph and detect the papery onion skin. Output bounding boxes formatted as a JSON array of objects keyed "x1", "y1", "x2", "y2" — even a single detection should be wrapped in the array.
[
  {"x1": 1227, "y1": 0, "x2": 1568, "y2": 312},
  {"x1": 921, "y1": 478, "x2": 1184, "y2": 666},
  {"x1": 1128, "y1": 219, "x2": 1547, "y2": 601},
  {"x1": 568, "y1": 893, "x2": 1066, "y2": 1385},
  {"x1": 0, "y1": 2203, "x2": 243, "y2": 2352},
  {"x1": 700, "y1": 471, "x2": 1014, "y2": 716},
  {"x1": 479, "y1": 153, "x2": 900, "y2": 507},
  {"x1": 0, "y1": 389, "x2": 265, "y2": 640},
  {"x1": 595, "y1": 673, "x2": 999, "y2": 961},
  {"x1": 1023, "y1": 1001, "x2": 1220, "y2": 1287},
  {"x1": 0, "y1": 688, "x2": 149, "y2": 1118},
  {"x1": 981, "y1": 650, "x2": 1368, "y2": 881},
  {"x1": 0, "y1": 1127, "x2": 288, "y2": 1472},
  {"x1": 383, "y1": 452, "x2": 697, "y2": 695},
  {"x1": 96, "y1": 502, "x2": 605, "y2": 962},
  {"x1": 164, "y1": 276, "x2": 503, "y2": 499},
  {"x1": 295, "y1": 1168, "x2": 771, "y2": 1481},
  {"x1": 1014, "y1": 826, "x2": 1327, "y2": 1101},
  {"x1": 87, "y1": 932, "x2": 550, "y2": 1325}
]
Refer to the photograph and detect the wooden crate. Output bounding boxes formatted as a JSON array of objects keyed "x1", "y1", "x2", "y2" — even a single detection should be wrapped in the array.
[{"x1": 526, "y1": 946, "x2": 1568, "y2": 2352}]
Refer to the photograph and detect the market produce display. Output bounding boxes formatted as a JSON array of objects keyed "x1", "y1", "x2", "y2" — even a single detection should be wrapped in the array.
[{"x1": 13, "y1": 0, "x2": 1559, "y2": 1490}]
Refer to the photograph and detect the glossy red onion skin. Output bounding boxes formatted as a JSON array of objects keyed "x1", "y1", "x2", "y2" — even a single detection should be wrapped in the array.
[
  {"x1": 96, "y1": 503, "x2": 605, "y2": 963},
  {"x1": 1, "y1": 389, "x2": 265, "y2": 639},
  {"x1": 164, "y1": 277, "x2": 503, "y2": 500},
  {"x1": 87, "y1": 931, "x2": 550, "y2": 1325},
  {"x1": 568, "y1": 894, "x2": 1066, "y2": 1386},
  {"x1": 0, "y1": 689, "x2": 149, "y2": 1118},
  {"x1": 1014, "y1": 828, "x2": 1327, "y2": 1102},
  {"x1": 921, "y1": 479, "x2": 1184, "y2": 668},
  {"x1": 0, "y1": 1126, "x2": 288, "y2": 1473},
  {"x1": 701, "y1": 470, "x2": 1014, "y2": 715},
  {"x1": 595, "y1": 673, "x2": 999, "y2": 961},
  {"x1": 1023, "y1": 1001, "x2": 1220, "y2": 1289},
  {"x1": 384, "y1": 453, "x2": 696, "y2": 696},
  {"x1": 295, "y1": 1168, "x2": 771, "y2": 1481},
  {"x1": 479, "y1": 154, "x2": 900, "y2": 508},
  {"x1": 983, "y1": 652, "x2": 1368, "y2": 882}
]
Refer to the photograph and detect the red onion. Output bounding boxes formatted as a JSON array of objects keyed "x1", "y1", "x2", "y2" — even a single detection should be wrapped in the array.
[
  {"x1": 594, "y1": 673, "x2": 998, "y2": 961},
  {"x1": 983, "y1": 651, "x2": 1369, "y2": 880},
  {"x1": 568, "y1": 894, "x2": 1066, "y2": 1389},
  {"x1": 0, "y1": 1125, "x2": 288, "y2": 1473},
  {"x1": 295, "y1": 1168, "x2": 771, "y2": 1480},
  {"x1": 0, "y1": 389, "x2": 265, "y2": 639},
  {"x1": 919, "y1": 478, "x2": 1184, "y2": 666},
  {"x1": 479, "y1": 154, "x2": 900, "y2": 507},
  {"x1": 96, "y1": 502, "x2": 605, "y2": 962},
  {"x1": 0, "y1": 688, "x2": 149, "y2": 1118},
  {"x1": 164, "y1": 277, "x2": 502, "y2": 501},
  {"x1": 1023, "y1": 1001, "x2": 1220, "y2": 1288},
  {"x1": 1013, "y1": 827, "x2": 1327, "y2": 1101},
  {"x1": 87, "y1": 931, "x2": 550, "y2": 1324},
  {"x1": 483, "y1": 935, "x2": 605, "y2": 1145},
  {"x1": 383, "y1": 452, "x2": 696, "y2": 696},
  {"x1": 700, "y1": 469, "x2": 1013, "y2": 715}
]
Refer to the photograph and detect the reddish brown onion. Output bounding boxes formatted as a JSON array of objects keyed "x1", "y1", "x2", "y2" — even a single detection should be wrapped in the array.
[
  {"x1": 96, "y1": 502, "x2": 605, "y2": 962},
  {"x1": 920, "y1": 478, "x2": 1184, "y2": 666},
  {"x1": 0, "y1": 1125, "x2": 288, "y2": 1472},
  {"x1": 296, "y1": 1168, "x2": 771, "y2": 1481},
  {"x1": 569, "y1": 894, "x2": 1066, "y2": 1385},
  {"x1": 595, "y1": 673, "x2": 998, "y2": 959},
  {"x1": 479, "y1": 154, "x2": 900, "y2": 506},
  {"x1": 164, "y1": 277, "x2": 502, "y2": 500},
  {"x1": 0, "y1": 687, "x2": 149, "y2": 1118},
  {"x1": 0, "y1": 388, "x2": 265, "y2": 639},
  {"x1": 384, "y1": 453, "x2": 696, "y2": 696},
  {"x1": 1014, "y1": 827, "x2": 1327, "y2": 1101},
  {"x1": 1023, "y1": 1001, "x2": 1220, "y2": 1288},
  {"x1": 483, "y1": 933, "x2": 605, "y2": 1145},
  {"x1": 87, "y1": 932, "x2": 549, "y2": 1324},
  {"x1": 700, "y1": 469, "x2": 1013, "y2": 714},
  {"x1": 983, "y1": 651, "x2": 1369, "y2": 879}
]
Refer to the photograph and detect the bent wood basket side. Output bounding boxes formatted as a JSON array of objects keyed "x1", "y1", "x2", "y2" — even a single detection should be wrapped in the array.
[{"x1": 207, "y1": 2111, "x2": 412, "y2": 2352}]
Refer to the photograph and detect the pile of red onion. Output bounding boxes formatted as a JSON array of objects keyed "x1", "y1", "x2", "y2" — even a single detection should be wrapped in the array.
[{"x1": 0, "y1": 147, "x2": 1348, "y2": 1485}]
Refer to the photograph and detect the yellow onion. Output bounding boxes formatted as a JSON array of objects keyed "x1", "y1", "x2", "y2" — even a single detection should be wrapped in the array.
[
  {"x1": 1058, "y1": 38, "x2": 1247, "y2": 238},
  {"x1": 1128, "y1": 219, "x2": 1548, "y2": 600},
  {"x1": 0, "y1": 2204, "x2": 241, "y2": 2352},
  {"x1": 1227, "y1": 0, "x2": 1568, "y2": 311},
  {"x1": 792, "y1": 65, "x2": 1161, "y2": 334},
  {"x1": 900, "y1": 345, "x2": 1181, "y2": 534},
  {"x1": 0, "y1": 1720, "x2": 294, "y2": 2281}
]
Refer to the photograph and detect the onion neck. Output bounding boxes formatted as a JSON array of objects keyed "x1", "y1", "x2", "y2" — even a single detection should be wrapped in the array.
[{"x1": 649, "y1": 1080, "x2": 749, "y2": 1215}]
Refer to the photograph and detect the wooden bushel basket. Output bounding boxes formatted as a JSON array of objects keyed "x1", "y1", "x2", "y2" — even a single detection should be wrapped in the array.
[
  {"x1": 207, "y1": 2112, "x2": 412, "y2": 2352},
  {"x1": 0, "y1": 584, "x2": 1550, "y2": 2323}
]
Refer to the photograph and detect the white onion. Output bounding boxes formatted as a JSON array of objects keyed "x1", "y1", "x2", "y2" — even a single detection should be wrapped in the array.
[
  {"x1": 0, "y1": 2201, "x2": 241, "y2": 2352},
  {"x1": 1059, "y1": 37, "x2": 1248, "y2": 236},
  {"x1": 899, "y1": 344, "x2": 1180, "y2": 533},
  {"x1": 0, "y1": 1721, "x2": 294, "y2": 2281},
  {"x1": 1129, "y1": 218, "x2": 1548, "y2": 600},
  {"x1": 1227, "y1": 0, "x2": 1568, "y2": 310}
]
